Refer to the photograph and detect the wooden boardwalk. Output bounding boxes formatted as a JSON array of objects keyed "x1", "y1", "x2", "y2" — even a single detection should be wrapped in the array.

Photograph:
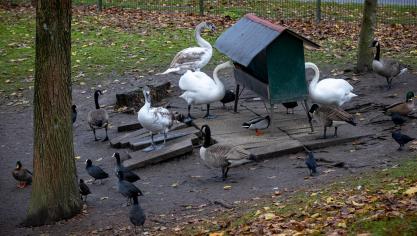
[{"x1": 110, "y1": 97, "x2": 373, "y2": 169}]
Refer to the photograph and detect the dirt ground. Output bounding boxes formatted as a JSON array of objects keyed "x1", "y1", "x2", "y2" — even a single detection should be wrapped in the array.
[{"x1": 1, "y1": 65, "x2": 417, "y2": 235}]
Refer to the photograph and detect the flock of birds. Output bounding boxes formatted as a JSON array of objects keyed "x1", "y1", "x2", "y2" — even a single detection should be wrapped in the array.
[{"x1": 11, "y1": 21, "x2": 416, "y2": 232}]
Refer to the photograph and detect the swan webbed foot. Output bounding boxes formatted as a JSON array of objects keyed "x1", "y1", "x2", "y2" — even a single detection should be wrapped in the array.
[{"x1": 203, "y1": 114, "x2": 217, "y2": 119}]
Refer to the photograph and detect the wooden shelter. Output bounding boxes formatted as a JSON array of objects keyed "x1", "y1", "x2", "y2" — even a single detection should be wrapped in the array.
[{"x1": 215, "y1": 14, "x2": 320, "y2": 130}]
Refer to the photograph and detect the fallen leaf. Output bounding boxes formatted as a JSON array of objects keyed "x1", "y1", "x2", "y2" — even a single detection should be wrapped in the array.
[
  {"x1": 74, "y1": 156, "x2": 81, "y2": 160},
  {"x1": 404, "y1": 186, "x2": 417, "y2": 196},
  {"x1": 223, "y1": 185, "x2": 232, "y2": 190},
  {"x1": 100, "y1": 197, "x2": 108, "y2": 200},
  {"x1": 209, "y1": 232, "x2": 224, "y2": 236}
]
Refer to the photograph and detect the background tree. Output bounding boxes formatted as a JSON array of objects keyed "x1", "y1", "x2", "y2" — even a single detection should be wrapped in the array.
[
  {"x1": 24, "y1": 0, "x2": 81, "y2": 226},
  {"x1": 356, "y1": 0, "x2": 378, "y2": 72}
]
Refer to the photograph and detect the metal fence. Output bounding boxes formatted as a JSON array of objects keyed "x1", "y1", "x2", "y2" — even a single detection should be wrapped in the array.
[{"x1": 10, "y1": 0, "x2": 417, "y2": 24}]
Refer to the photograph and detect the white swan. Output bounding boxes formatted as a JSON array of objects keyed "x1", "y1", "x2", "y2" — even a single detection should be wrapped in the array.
[
  {"x1": 137, "y1": 86, "x2": 174, "y2": 152},
  {"x1": 179, "y1": 61, "x2": 233, "y2": 120},
  {"x1": 305, "y1": 62, "x2": 357, "y2": 107},
  {"x1": 158, "y1": 22, "x2": 215, "y2": 75}
]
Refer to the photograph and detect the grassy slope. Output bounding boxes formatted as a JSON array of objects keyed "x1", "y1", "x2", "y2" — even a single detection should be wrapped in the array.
[{"x1": 178, "y1": 158, "x2": 417, "y2": 235}]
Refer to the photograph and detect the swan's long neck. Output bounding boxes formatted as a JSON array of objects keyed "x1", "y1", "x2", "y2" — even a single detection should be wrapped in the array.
[
  {"x1": 142, "y1": 91, "x2": 151, "y2": 110},
  {"x1": 195, "y1": 23, "x2": 212, "y2": 49},
  {"x1": 305, "y1": 62, "x2": 320, "y2": 89},
  {"x1": 212, "y1": 62, "x2": 231, "y2": 88},
  {"x1": 374, "y1": 43, "x2": 380, "y2": 61}
]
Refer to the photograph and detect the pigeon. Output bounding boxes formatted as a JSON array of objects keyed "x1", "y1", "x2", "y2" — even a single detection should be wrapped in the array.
[
  {"x1": 282, "y1": 102, "x2": 298, "y2": 114},
  {"x1": 72, "y1": 104, "x2": 77, "y2": 124},
  {"x1": 113, "y1": 152, "x2": 140, "y2": 183},
  {"x1": 392, "y1": 130, "x2": 414, "y2": 150},
  {"x1": 117, "y1": 171, "x2": 143, "y2": 205},
  {"x1": 390, "y1": 112, "x2": 406, "y2": 127},
  {"x1": 220, "y1": 90, "x2": 236, "y2": 109},
  {"x1": 79, "y1": 179, "x2": 91, "y2": 202},
  {"x1": 129, "y1": 195, "x2": 146, "y2": 233},
  {"x1": 12, "y1": 161, "x2": 32, "y2": 188},
  {"x1": 85, "y1": 159, "x2": 109, "y2": 184},
  {"x1": 305, "y1": 151, "x2": 317, "y2": 176}
]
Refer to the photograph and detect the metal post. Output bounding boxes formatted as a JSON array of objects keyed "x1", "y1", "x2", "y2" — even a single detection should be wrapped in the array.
[
  {"x1": 97, "y1": 0, "x2": 103, "y2": 12},
  {"x1": 233, "y1": 84, "x2": 240, "y2": 113},
  {"x1": 316, "y1": 0, "x2": 321, "y2": 23},
  {"x1": 199, "y1": 0, "x2": 204, "y2": 16}
]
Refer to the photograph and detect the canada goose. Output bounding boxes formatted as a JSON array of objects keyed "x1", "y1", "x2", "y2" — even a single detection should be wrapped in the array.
[
  {"x1": 242, "y1": 115, "x2": 271, "y2": 136},
  {"x1": 113, "y1": 152, "x2": 140, "y2": 183},
  {"x1": 305, "y1": 151, "x2": 317, "y2": 176},
  {"x1": 129, "y1": 195, "x2": 146, "y2": 234},
  {"x1": 199, "y1": 125, "x2": 255, "y2": 180},
  {"x1": 12, "y1": 161, "x2": 32, "y2": 188},
  {"x1": 79, "y1": 179, "x2": 91, "y2": 202},
  {"x1": 72, "y1": 104, "x2": 77, "y2": 124},
  {"x1": 384, "y1": 91, "x2": 415, "y2": 116},
  {"x1": 305, "y1": 62, "x2": 357, "y2": 106},
  {"x1": 87, "y1": 90, "x2": 109, "y2": 141},
  {"x1": 282, "y1": 102, "x2": 298, "y2": 114},
  {"x1": 117, "y1": 171, "x2": 143, "y2": 205},
  {"x1": 309, "y1": 104, "x2": 357, "y2": 139},
  {"x1": 85, "y1": 159, "x2": 109, "y2": 184},
  {"x1": 179, "y1": 61, "x2": 233, "y2": 120},
  {"x1": 137, "y1": 86, "x2": 174, "y2": 152},
  {"x1": 392, "y1": 130, "x2": 414, "y2": 151},
  {"x1": 370, "y1": 39, "x2": 408, "y2": 89},
  {"x1": 158, "y1": 22, "x2": 216, "y2": 75}
]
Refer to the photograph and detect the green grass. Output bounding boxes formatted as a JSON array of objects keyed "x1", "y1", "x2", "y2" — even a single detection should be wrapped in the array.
[{"x1": 0, "y1": 8, "x2": 225, "y2": 93}]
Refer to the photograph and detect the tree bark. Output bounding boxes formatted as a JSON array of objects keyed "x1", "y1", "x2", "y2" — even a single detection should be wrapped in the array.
[
  {"x1": 24, "y1": 0, "x2": 81, "y2": 226},
  {"x1": 356, "y1": 0, "x2": 377, "y2": 72}
]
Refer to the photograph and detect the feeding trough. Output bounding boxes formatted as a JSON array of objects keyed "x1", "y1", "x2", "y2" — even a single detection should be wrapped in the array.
[{"x1": 215, "y1": 14, "x2": 320, "y2": 131}]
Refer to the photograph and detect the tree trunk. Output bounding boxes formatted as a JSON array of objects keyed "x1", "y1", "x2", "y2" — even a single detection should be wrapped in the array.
[
  {"x1": 24, "y1": 0, "x2": 81, "y2": 226},
  {"x1": 356, "y1": 0, "x2": 377, "y2": 73}
]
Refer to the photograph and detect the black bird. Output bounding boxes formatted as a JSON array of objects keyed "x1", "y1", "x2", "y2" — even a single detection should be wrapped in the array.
[
  {"x1": 12, "y1": 161, "x2": 32, "y2": 188},
  {"x1": 72, "y1": 104, "x2": 77, "y2": 124},
  {"x1": 113, "y1": 152, "x2": 140, "y2": 183},
  {"x1": 220, "y1": 90, "x2": 236, "y2": 109},
  {"x1": 85, "y1": 159, "x2": 109, "y2": 184},
  {"x1": 282, "y1": 102, "x2": 298, "y2": 114},
  {"x1": 79, "y1": 179, "x2": 91, "y2": 202},
  {"x1": 305, "y1": 151, "x2": 317, "y2": 176},
  {"x1": 390, "y1": 112, "x2": 406, "y2": 127},
  {"x1": 129, "y1": 195, "x2": 146, "y2": 234},
  {"x1": 117, "y1": 171, "x2": 143, "y2": 205},
  {"x1": 392, "y1": 130, "x2": 415, "y2": 151}
]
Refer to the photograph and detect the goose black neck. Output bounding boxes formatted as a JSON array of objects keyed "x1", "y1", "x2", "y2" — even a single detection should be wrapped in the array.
[
  {"x1": 132, "y1": 195, "x2": 139, "y2": 205},
  {"x1": 116, "y1": 156, "x2": 121, "y2": 165},
  {"x1": 203, "y1": 126, "x2": 211, "y2": 148},
  {"x1": 375, "y1": 43, "x2": 380, "y2": 61},
  {"x1": 94, "y1": 93, "x2": 100, "y2": 109}
]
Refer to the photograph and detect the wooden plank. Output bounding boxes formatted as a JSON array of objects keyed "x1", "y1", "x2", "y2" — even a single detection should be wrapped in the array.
[
  {"x1": 111, "y1": 122, "x2": 190, "y2": 148},
  {"x1": 129, "y1": 127, "x2": 199, "y2": 151},
  {"x1": 301, "y1": 133, "x2": 374, "y2": 150},
  {"x1": 125, "y1": 136, "x2": 193, "y2": 169},
  {"x1": 110, "y1": 128, "x2": 149, "y2": 148},
  {"x1": 250, "y1": 138, "x2": 303, "y2": 160},
  {"x1": 117, "y1": 122, "x2": 142, "y2": 132}
]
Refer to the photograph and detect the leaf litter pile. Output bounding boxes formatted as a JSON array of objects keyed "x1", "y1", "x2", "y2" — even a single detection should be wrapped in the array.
[{"x1": 73, "y1": 6, "x2": 417, "y2": 63}]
